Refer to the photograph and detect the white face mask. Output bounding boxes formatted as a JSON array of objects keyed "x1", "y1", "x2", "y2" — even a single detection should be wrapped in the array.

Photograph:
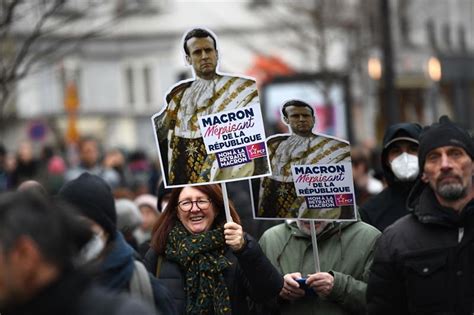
[
  {"x1": 76, "y1": 233, "x2": 105, "y2": 265},
  {"x1": 390, "y1": 152, "x2": 419, "y2": 181}
]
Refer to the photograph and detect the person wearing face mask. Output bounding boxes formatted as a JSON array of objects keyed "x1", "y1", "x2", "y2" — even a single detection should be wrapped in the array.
[
  {"x1": 359, "y1": 123, "x2": 422, "y2": 231},
  {"x1": 258, "y1": 213, "x2": 380, "y2": 315},
  {"x1": 367, "y1": 116, "x2": 474, "y2": 314},
  {"x1": 58, "y1": 173, "x2": 176, "y2": 315}
]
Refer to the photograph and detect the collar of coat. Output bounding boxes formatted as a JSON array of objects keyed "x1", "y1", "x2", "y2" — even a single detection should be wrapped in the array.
[
  {"x1": 407, "y1": 179, "x2": 474, "y2": 227},
  {"x1": 285, "y1": 219, "x2": 358, "y2": 242}
]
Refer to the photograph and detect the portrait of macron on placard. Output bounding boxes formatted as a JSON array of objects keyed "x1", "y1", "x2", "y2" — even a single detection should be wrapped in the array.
[
  {"x1": 251, "y1": 99, "x2": 357, "y2": 221},
  {"x1": 151, "y1": 28, "x2": 271, "y2": 187}
]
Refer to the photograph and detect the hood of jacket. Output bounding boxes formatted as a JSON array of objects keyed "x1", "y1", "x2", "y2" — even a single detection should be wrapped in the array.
[
  {"x1": 98, "y1": 232, "x2": 135, "y2": 291},
  {"x1": 285, "y1": 219, "x2": 357, "y2": 242},
  {"x1": 381, "y1": 123, "x2": 422, "y2": 186}
]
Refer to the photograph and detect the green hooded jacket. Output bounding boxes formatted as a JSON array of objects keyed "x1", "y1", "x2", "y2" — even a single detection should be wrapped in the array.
[{"x1": 259, "y1": 220, "x2": 380, "y2": 315}]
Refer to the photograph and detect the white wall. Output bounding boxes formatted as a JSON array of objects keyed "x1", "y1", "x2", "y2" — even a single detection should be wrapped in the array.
[{"x1": 81, "y1": 60, "x2": 124, "y2": 113}]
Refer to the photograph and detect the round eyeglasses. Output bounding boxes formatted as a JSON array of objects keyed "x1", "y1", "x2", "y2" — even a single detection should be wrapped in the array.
[{"x1": 177, "y1": 199, "x2": 212, "y2": 212}]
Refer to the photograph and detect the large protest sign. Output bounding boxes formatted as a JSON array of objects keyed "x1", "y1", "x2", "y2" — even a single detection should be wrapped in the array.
[
  {"x1": 251, "y1": 99, "x2": 357, "y2": 221},
  {"x1": 151, "y1": 28, "x2": 271, "y2": 188},
  {"x1": 198, "y1": 104, "x2": 268, "y2": 169},
  {"x1": 252, "y1": 148, "x2": 357, "y2": 220}
]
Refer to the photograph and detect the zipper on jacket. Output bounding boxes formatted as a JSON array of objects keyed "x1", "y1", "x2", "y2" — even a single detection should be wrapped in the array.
[{"x1": 458, "y1": 227, "x2": 464, "y2": 243}]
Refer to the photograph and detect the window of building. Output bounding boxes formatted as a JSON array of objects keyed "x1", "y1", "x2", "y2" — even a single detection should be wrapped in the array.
[
  {"x1": 123, "y1": 61, "x2": 157, "y2": 111},
  {"x1": 125, "y1": 66, "x2": 135, "y2": 105},
  {"x1": 425, "y1": 19, "x2": 438, "y2": 50},
  {"x1": 458, "y1": 25, "x2": 467, "y2": 52},
  {"x1": 442, "y1": 23, "x2": 452, "y2": 50},
  {"x1": 143, "y1": 65, "x2": 153, "y2": 105}
]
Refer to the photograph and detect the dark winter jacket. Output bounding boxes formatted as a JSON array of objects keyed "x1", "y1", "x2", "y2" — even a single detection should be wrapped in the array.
[
  {"x1": 10, "y1": 159, "x2": 40, "y2": 188},
  {"x1": 0, "y1": 269, "x2": 157, "y2": 315},
  {"x1": 359, "y1": 123, "x2": 422, "y2": 231},
  {"x1": 144, "y1": 233, "x2": 283, "y2": 315},
  {"x1": 367, "y1": 180, "x2": 474, "y2": 314},
  {"x1": 98, "y1": 232, "x2": 176, "y2": 314}
]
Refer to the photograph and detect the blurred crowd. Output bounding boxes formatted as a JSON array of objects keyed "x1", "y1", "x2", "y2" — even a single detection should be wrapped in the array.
[
  {"x1": 0, "y1": 137, "x2": 170, "y2": 256},
  {"x1": 0, "y1": 136, "x2": 386, "y2": 207},
  {"x1": 0, "y1": 137, "x2": 161, "y2": 197}
]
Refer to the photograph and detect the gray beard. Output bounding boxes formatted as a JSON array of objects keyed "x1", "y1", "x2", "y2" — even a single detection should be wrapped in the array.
[{"x1": 437, "y1": 183, "x2": 467, "y2": 201}]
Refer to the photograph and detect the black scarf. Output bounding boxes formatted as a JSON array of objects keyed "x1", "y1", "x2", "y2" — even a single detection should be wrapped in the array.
[{"x1": 166, "y1": 222, "x2": 232, "y2": 315}]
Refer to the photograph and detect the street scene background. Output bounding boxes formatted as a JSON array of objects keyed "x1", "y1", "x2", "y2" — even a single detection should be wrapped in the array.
[{"x1": 0, "y1": 0, "x2": 472, "y2": 211}]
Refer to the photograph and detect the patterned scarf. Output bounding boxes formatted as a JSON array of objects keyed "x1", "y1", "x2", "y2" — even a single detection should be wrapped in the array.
[{"x1": 166, "y1": 222, "x2": 232, "y2": 315}]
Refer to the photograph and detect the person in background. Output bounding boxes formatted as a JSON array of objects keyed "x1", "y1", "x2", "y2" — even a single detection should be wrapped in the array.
[
  {"x1": 351, "y1": 146, "x2": 383, "y2": 207},
  {"x1": 148, "y1": 159, "x2": 162, "y2": 197},
  {"x1": 259, "y1": 213, "x2": 380, "y2": 315},
  {"x1": 144, "y1": 184, "x2": 283, "y2": 315},
  {"x1": 134, "y1": 194, "x2": 160, "y2": 245},
  {"x1": 37, "y1": 145, "x2": 66, "y2": 194},
  {"x1": 9, "y1": 140, "x2": 40, "y2": 188},
  {"x1": 58, "y1": 173, "x2": 176, "y2": 314},
  {"x1": 17, "y1": 180, "x2": 48, "y2": 197},
  {"x1": 359, "y1": 123, "x2": 422, "y2": 231},
  {"x1": 156, "y1": 181, "x2": 172, "y2": 212},
  {"x1": 104, "y1": 148, "x2": 131, "y2": 189},
  {"x1": 0, "y1": 191, "x2": 157, "y2": 315},
  {"x1": 0, "y1": 143, "x2": 8, "y2": 192},
  {"x1": 135, "y1": 182, "x2": 171, "y2": 257},
  {"x1": 127, "y1": 150, "x2": 153, "y2": 196},
  {"x1": 65, "y1": 136, "x2": 120, "y2": 189},
  {"x1": 115, "y1": 198, "x2": 143, "y2": 250},
  {"x1": 367, "y1": 116, "x2": 474, "y2": 314},
  {"x1": 4, "y1": 151, "x2": 17, "y2": 189}
]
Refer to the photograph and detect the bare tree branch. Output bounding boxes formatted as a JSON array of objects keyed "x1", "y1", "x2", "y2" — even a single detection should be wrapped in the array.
[
  {"x1": 8, "y1": 1, "x2": 65, "y2": 82},
  {"x1": 0, "y1": 0, "x2": 128, "y2": 122},
  {"x1": 0, "y1": 0, "x2": 21, "y2": 30}
]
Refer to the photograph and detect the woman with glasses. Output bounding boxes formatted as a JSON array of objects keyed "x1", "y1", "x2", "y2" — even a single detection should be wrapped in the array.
[{"x1": 144, "y1": 184, "x2": 283, "y2": 315}]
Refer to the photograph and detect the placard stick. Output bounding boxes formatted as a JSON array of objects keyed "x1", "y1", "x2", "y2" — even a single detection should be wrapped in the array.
[
  {"x1": 310, "y1": 220, "x2": 321, "y2": 273},
  {"x1": 221, "y1": 182, "x2": 233, "y2": 223}
]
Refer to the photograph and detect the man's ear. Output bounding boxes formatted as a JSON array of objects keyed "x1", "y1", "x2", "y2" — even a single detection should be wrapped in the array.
[
  {"x1": 10, "y1": 236, "x2": 42, "y2": 274},
  {"x1": 283, "y1": 116, "x2": 289, "y2": 124},
  {"x1": 421, "y1": 172, "x2": 429, "y2": 183},
  {"x1": 185, "y1": 54, "x2": 191, "y2": 65}
]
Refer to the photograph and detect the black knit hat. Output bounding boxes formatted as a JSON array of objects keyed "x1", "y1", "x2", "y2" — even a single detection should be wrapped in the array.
[
  {"x1": 58, "y1": 173, "x2": 117, "y2": 240},
  {"x1": 418, "y1": 116, "x2": 474, "y2": 170}
]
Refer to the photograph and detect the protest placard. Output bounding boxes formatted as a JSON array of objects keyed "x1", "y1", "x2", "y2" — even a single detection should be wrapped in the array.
[
  {"x1": 151, "y1": 28, "x2": 272, "y2": 188},
  {"x1": 291, "y1": 162, "x2": 356, "y2": 212},
  {"x1": 198, "y1": 104, "x2": 268, "y2": 170},
  {"x1": 251, "y1": 99, "x2": 357, "y2": 221}
]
